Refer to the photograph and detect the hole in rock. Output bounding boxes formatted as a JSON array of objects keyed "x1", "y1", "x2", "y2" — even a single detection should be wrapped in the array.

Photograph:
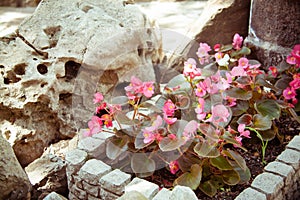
[
  {"x1": 37, "y1": 64, "x2": 48, "y2": 75},
  {"x1": 33, "y1": 58, "x2": 38, "y2": 61},
  {"x1": 13, "y1": 63, "x2": 27, "y2": 75},
  {"x1": 0, "y1": 65, "x2": 4, "y2": 68},
  {"x1": 41, "y1": 82, "x2": 48, "y2": 88},
  {"x1": 59, "y1": 93, "x2": 72, "y2": 105},
  {"x1": 4, "y1": 71, "x2": 21, "y2": 84},
  {"x1": 137, "y1": 46, "x2": 143, "y2": 57},
  {"x1": 65, "y1": 61, "x2": 81, "y2": 80}
]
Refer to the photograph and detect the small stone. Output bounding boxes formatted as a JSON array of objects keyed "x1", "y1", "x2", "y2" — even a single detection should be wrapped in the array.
[
  {"x1": 125, "y1": 177, "x2": 159, "y2": 199},
  {"x1": 235, "y1": 188, "x2": 266, "y2": 200},
  {"x1": 65, "y1": 149, "x2": 88, "y2": 167},
  {"x1": 251, "y1": 172, "x2": 284, "y2": 199},
  {"x1": 153, "y1": 188, "x2": 172, "y2": 200},
  {"x1": 170, "y1": 185, "x2": 197, "y2": 200},
  {"x1": 71, "y1": 185, "x2": 87, "y2": 199},
  {"x1": 264, "y1": 161, "x2": 295, "y2": 185},
  {"x1": 78, "y1": 159, "x2": 111, "y2": 185},
  {"x1": 100, "y1": 169, "x2": 131, "y2": 195},
  {"x1": 82, "y1": 181, "x2": 100, "y2": 197},
  {"x1": 78, "y1": 137, "x2": 106, "y2": 158},
  {"x1": 276, "y1": 148, "x2": 300, "y2": 170},
  {"x1": 286, "y1": 135, "x2": 300, "y2": 152},
  {"x1": 100, "y1": 189, "x2": 120, "y2": 200}
]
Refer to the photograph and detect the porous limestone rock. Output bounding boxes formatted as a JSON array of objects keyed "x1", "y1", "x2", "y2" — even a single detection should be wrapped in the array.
[
  {"x1": 0, "y1": 0, "x2": 162, "y2": 166},
  {"x1": 25, "y1": 154, "x2": 67, "y2": 199},
  {"x1": 0, "y1": 134, "x2": 31, "y2": 200}
]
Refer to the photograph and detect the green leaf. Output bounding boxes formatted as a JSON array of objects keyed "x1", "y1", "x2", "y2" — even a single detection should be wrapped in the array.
[
  {"x1": 222, "y1": 149, "x2": 247, "y2": 171},
  {"x1": 110, "y1": 96, "x2": 128, "y2": 105},
  {"x1": 220, "y1": 44, "x2": 233, "y2": 52},
  {"x1": 231, "y1": 100, "x2": 249, "y2": 116},
  {"x1": 106, "y1": 136, "x2": 128, "y2": 160},
  {"x1": 210, "y1": 175, "x2": 225, "y2": 189},
  {"x1": 166, "y1": 74, "x2": 191, "y2": 91},
  {"x1": 198, "y1": 123, "x2": 219, "y2": 143},
  {"x1": 255, "y1": 99, "x2": 280, "y2": 120},
  {"x1": 237, "y1": 114, "x2": 253, "y2": 126},
  {"x1": 274, "y1": 75, "x2": 293, "y2": 90},
  {"x1": 277, "y1": 60, "x2": 290, "y2": 72},
  {"x1": 168, "y1": 120, "x2": 188, "y2": 136},
  {"x1": 140, "y1": 101, "x2": 162, "y2": 113},
  {"x1": 199, "y1": 181, "x2": 217, "y2": 197},
  {"x1": 174, "y1": 164, "x2": 202, "y2": 190},
  {"x1": 194, "y1": 141, "x2": 220, "y2": 158},
  {"x1": 210, "y1": 156, "x2": 233, "y2": 170},
  {"x1": 159, "y1": 137, "x2": 187, "y2": 152},
  {"x1": 222, "y1": 170, "x2": 240, "y2": 185},
  {"x1": 252, "y1": 114, "x2": 272, "y2": 130},
  {"x1": 178, "y1": 154, "x2": 202, "y2": 172},
  {"x1": 259, "y1": 129, "x2": 276, "y2": 141},
  {"x1": 230, "y1": 46, "x2": 251, "y2": 57},
  {"x1": 225, "y1": 88, "x2": 252, "y2": 100},
  {"x1": 114, "y1": 111, "x2": 135, "y2": 126},
  {"x1": 229, "y1": 160, "x2": 251, "y2": 184},
  {"x1": 131, "y1": 153, "x2": 155, "y2": 177}
]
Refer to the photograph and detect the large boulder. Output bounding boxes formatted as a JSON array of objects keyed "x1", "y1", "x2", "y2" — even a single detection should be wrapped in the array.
[
  {"x1": 245, "y1": 0, "x2": 300, "y2": 67},
  {"x1": 0, "y1": 0, "x2": 162, "y2": 166},
  {"x1": 0, "y1": 134, "x2": 31, "y2": 200}
]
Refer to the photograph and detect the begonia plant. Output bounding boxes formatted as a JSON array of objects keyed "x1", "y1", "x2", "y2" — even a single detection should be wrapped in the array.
[{"x1": 83, "y1": 34, "x2": 299, "y2": 197}]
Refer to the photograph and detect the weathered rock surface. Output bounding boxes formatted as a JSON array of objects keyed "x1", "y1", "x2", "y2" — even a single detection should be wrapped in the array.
[
  {"x1": 0, "y1": 134, "x2": 31, "y2": 200},
  {"x1": 245, "y1": 0, "x2": 300, "y2": 67},
  {"x1": 43, "y1": 192, "x2": 68, "y2": 200},
  {"x1": 25, "y1": 154, "x2": 67, "y2": 199},
  {"x1": 0, "y1": 0, "x2": 162, "y2": 166}
]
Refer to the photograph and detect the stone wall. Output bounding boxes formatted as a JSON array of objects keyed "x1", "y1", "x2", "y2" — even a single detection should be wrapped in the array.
[{"x1": 245, "y1": 0, "x2": 300, "y2": 67}]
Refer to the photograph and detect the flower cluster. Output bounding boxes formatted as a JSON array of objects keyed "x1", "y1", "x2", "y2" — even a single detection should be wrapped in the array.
[{"x1": 83, "y1": 34, "x2": 299, "y2": 197}]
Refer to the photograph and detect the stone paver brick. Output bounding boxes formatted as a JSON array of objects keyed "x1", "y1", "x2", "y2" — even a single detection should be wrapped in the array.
[
  {"x1": 100, "y1": 189, "x2": 120, "y2": 200},
  {"x1": 78, "y1": 137, "x2": 106, "y2": 158},
  {"x1": 251, "y1": 172, "x2": 284, "y2": 199},
  {"x1": 235, "y1": 188, "x2": 266, "y2": 200},
  {"x1": 65, "y1": 149, "x2": 88, "y2": 174},
  {"x1": 82, "y1": 180, "x2": 100, "y2": 197},
  {"x1": 71, "y1": 185, "x2": 87, "y2": 200},
  {"x1": 286, "y1": 135, "x2": 300, "y2": 152},
  {"x1": 153, "y1": 188, "x2": 172, "y2": 200},
  {"x1": 125, "y1": 177, "x2": 159, "y2": 199},
  {"x1": 170, "y1": 185, "x2": 198, "y2": 200},
  {"x1": 264, "y1": 161, "x2": 295, "y2": 185},
  {"x1": 276, "y1": 148, "x2": 300, "y2": 170},
  {"x1": 78, "y1": 159, "x2": 111, "y2": 185},
  {"x1": 99, "y1": 169, "x2": 131, "y2": 195}
]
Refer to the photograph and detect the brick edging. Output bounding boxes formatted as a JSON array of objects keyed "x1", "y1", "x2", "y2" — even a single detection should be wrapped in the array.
[{"x1": 65, "y1": 132, "x2": 300, "y2": 200}]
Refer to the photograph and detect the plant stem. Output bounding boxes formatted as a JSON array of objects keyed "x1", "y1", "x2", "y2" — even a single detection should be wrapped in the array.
[{"x1": 245, "y1": 127, "x2": 268, "y2": 165}]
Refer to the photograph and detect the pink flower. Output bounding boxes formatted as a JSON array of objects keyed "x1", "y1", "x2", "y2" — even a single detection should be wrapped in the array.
[
  {"x1": 268, "y1": 66, "x2": 278, "y2": 77},
  {"x1": 169, "y1": 160, "x2": 180, "y2": 174},
  {"x1": 238, "y1": 57, "x2": 249, "y2": 68},
  {"x1": 84, "y1": 116, "x2": 103, "y2": 137},
  {"x1": 291, "y1": 44, "x2": 300, "y2": 66},
  {"x1": 146, "y1": 115, "x2": 163, "y2": 132},
  {"x1": 231, "y1": 66, "x2": 247, "y2": 77},
  {"x1": 283, "y1": 87, "x2": 297, "y2": 100},
  {"x1": 143, "y1": 129, "x2": 155, "y2": 144},
  {"x1": 214, "y1": 44, "x2": 221, "y2": 51},
  {"x1": 93, "y1": 92, "x2": 104, "y2": 104},
  {"x1": 234, "y1": 136, "x2": 243, "y2": 147},
  {"x1": 207, "y1": 104, "x2": 230, "y2": 123},
  {"x1": 168, "y1": 134, "x2": 177, "y2": 140},
  {"x1": 286, "y1": 55, "x2": 297, "y2": 65},
  {"x1": 289, "y1": 77, "x2": 300, "y2": 90},
  {"x1": 195, "y1": 82, "x2": 207, "y2": 97},
  {"x1": 214, "y1": 52, "x2": 224, "y2": 61},
  {"x1": 142, "y1": 81, "x2": 155, "y2": 98},
  {"x1": 238, "y1": 124, "x2": 251, "y2": 138},
  {"x1": 163, "y1": 114, "x2": 177, "y2": 125},
  {"x1": 163, "y1": 99, "x2": 176, "y2": 116},
  {"x1": 183, "y1": 58, "x2": 201, "y2": 78},
  {"x1": 100, "y1": 114, "x2": 113, "y2": 128},
  {"x1": 197, "y1": 43, "x2": 211, "y2": 64},
  {"x1": 232, "y1": 33, "x2": 243, "y2": 50}
]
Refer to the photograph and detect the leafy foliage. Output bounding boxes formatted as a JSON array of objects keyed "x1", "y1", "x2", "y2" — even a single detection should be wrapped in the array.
[{"x1": 84, "y1": 35, "x2": 300, "y2": 197}]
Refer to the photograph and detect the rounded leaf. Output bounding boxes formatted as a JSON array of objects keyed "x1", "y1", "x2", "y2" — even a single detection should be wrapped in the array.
[
  {"x1": 194, "y1": 141, "x2": 220, "y2": 158},
  {"x1": 199, "y1": 181, "x2": 217, "y2": 197},
  {"x1": 131, "y1": 153, "x2": 155, "y2": 177},
  {"x1": 255, "y1": 99, "x2": 280, "y2": 120},
  {"x1": 252, "y1": 114, "x2": 272, "y2": 130},
  {"x1": 210, "y1": 156, "x2": 233, "y2": 170},
  {"x1": 225, "y1": 88, "x2": 252, "y2": 100},
  {"x1": 222, "y1": 170, "x2": 240, "y2": 185},
  {"x1": 174, "y1": 164, "x2": 202, "y2": 190}
]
